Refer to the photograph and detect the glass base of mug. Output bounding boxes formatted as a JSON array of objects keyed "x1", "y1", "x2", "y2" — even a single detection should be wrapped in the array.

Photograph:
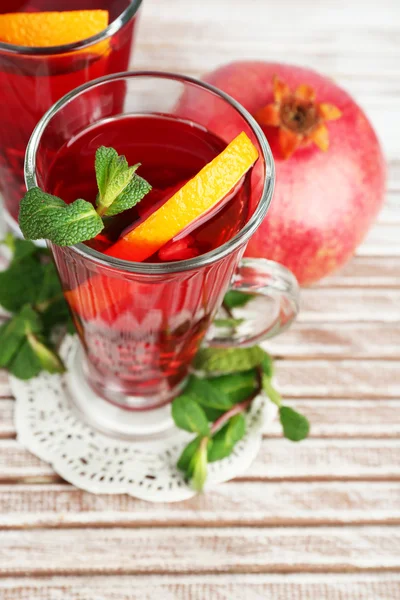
[{"x1": 65, "y1": 342, "x2": 178, "y2": 441}]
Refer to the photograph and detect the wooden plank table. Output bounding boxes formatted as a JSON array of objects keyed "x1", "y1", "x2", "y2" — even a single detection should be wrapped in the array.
[{"x1": 1, "y1": 0, "x2": 399, "y2": 597}]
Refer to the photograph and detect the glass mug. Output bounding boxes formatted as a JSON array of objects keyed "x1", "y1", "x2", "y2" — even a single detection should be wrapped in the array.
[
  {"x1": 0, "y1": 0, "x2": 142, "y2": 233},
  {"x1": 25, "y1": 72, "x2": 299, "y2": 438}
]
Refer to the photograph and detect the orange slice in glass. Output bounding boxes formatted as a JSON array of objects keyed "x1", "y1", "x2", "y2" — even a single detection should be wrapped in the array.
[
  {"x1": 65, "y1": 131, "x2": 259, "y2": 321},
  {"x1": 107, "y1": 132, "x2": 259, "y2": 262},
  {"x1": 0, "y1": 10, "x2": 108, "y2": 47}
]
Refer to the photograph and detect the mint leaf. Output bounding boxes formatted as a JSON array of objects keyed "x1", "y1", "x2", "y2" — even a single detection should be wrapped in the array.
[
  {"x1": 0, "y1": 304, "x2": 42, "y2": 367},
  {"x1": 194, "y1": 346, "x2": 266, "y2": 375},
  {"x1": 186, "y1": 375, "x2": 234, "y2": 411},
  {"x1": 279, "y1": 406, "x2": 310, "y2": 441},
  {"x1": 34, "y1": 262, "x2": 71, "y2": 333},
  {"x1": 8, "y1": 338, "x2": 42, "y2": 380},
  {"x1": 104, "y1": 174, "x2": 152, "y2": 217},
  {"x1": 95, "y1": 146, "x2": 141, "y2": 211},
  {"x1": 26, "y1": 333, "x2": 65, "y2": 374},
  {"x1": 1, "y1": 235, "x2": 40, "y2": 262},
  {"x1": 0, "y1": 304, "x2": 65, "y2": 379},
  {"x1": 35, "y1": 262, "x2": 62, "y2": 307},
  {"x1": 19, "y1": 188, "x2": 104, "y2": 246},
  {"x1": 17, "y1": 304, "x2": 43, "y2": 334},
  {"x1": 208, "y1": 414, "x2": 246, "y2": 462},
  {"x1": 189, "y1": 439, "x2": 208, "y2": 492},
  {"x1": 223, "y1": 290, "x2": 253, "y2": 309},
  {"x1": 208, "y1": 371, "x2": 256, "y2": 404},
  {"x1": 95, "y1": 146, "x2": 125, "y2": 202},
  {"x1": 12, "y1": 239, "x2": 39, "y2": 261},
  {"x1": 0, "y1": 319, "x2": 24, "y2": 368},
  {"x1": 0, "y1": 256, "x2": 44, "y2": 312},
  {"x1": 177, "y1": 435, "x2": 202, "y2": 472},
  {"x1": 260, "y1": 351, "x2": 274, "y2": 378},
  {"x1": 171, "y1": 395, "x2": 210, "y2": 436},
  {"x1": 41, "y1": 299, "x2": 71, "y2": 336},
  {"x1": 101, "y1": 165, "x2": 138, "y2": 209}
]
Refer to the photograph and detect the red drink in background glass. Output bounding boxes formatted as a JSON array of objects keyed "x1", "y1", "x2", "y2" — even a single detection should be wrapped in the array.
[
  {"x1": 0, "y1": 0, "x2": 142, "y2": 228},
  {"x1": 46, "y1": 115, "x2": 252, "y2": 406}
]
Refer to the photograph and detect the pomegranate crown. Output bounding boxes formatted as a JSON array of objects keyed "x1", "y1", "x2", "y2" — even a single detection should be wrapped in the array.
[{"x1": 255, "y1": 75, "x2": 342, "y2": 159}]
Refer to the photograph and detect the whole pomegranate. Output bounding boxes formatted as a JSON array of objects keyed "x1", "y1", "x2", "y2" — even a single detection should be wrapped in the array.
[{"x1": 183, "y1": 62, "x2": 386, "y2": 285}]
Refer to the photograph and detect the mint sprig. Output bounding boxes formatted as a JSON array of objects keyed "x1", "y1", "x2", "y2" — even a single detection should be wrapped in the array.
[
  {"x1": 173, "y1": 345, "x2": 310, "y2": 491},
  {"x1": 19, "y1": 190, "x2": 103, "y2": 246},
  {"x1": 19, "y1": 146, "x2": 151, "y2": 246}
]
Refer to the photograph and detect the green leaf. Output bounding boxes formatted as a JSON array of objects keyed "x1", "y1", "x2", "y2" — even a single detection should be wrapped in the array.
[
  {"x1": 200, "y1": 406, "x2": 225, "y2": 422},
  {"x1": 207, "y1": 371, "x2": 257, "y2": 404},
  {"x1": 26, "y1": 333, "x2": 65, "y2": 374},
  {"x1": 2, "y1": 233, "x2": 49, "y2": 264},
  {"x1": 41, "y1": 300, "x2": 70, "y2": 335},
  {"x1": 0, "y1": 319, "x2": 24, "y2": 368},
  {"x1": 0, "y1": 256, "x2": 44, "y2": 312},
  {"x1": 10, "y1": 238, "x2": 38, "y2": 262},
  {"x1": 279, "y1": 406, "x2": 310, "y2": 441},
  {"x1": 34, "y1": 262, "x2": 70, "y2": 334},
  {"x1": 260, "y1": 350, "x2": 274, "y2": 378},
  {"x1": 104, "y1": 174, "x2": 152, "y2": 217},
  {"x1": 186, "y1": 375, "x2": 234, "y2": 411},
  {"x1": 18, "y1": 304, "x2": 43, "y2": 334},
  {"x1": 194, "y1": 346, "x2": 266, "y2": 375},
  {"x1": 177, "y1": 436, "x2": 202, "y2": 472},
  {"x1": 189, "y1": 439, "x2": 208, "y2": 492},
  {"x1": 95, "y1": 146, "x2": 139, "y2": 210},
  {"x1": 213, "y1": 317, "x2": 244, "y2": 328},
  {"x1": 4, "y1": 305, "x2": 63, "y2": 379},
  {"x1": 95, "y1": 146, "x2": 151, "y2": 215},
  {"x1": 208, "y1": 414, "x2": 246, "y2": 462},
  {"x1": 101, "y1": 164, "x2": 138, "y2": 209},
  {"x1": 8, "y1": 339, "x2": 42, "y2": 380},
  {"x1": 35, "y1": 262, "x2": 62, "y2": 306},
  {"x1": 19, "y1": 188, "x2": 104, "y2": 246},
  {"x1": 171, "y1": 395, "x2": 210, "y2": 436},
  {"x1": 95, "y1": 146, "x2": 125, "y2": 201},
  {"x1": 223, "y1": 290, "x2": 253, "y2": 309},
  {"x1": 0, "y1": 304, "x2": 43, "y2": 368}
]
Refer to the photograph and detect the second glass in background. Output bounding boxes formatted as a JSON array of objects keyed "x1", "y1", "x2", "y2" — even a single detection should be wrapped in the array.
[{"x1": 0, "y1": 0, "x2": 142, "y2": 230}]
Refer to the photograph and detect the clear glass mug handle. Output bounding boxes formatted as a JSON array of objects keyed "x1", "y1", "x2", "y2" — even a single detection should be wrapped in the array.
[{"x1": 207, "y1": 258, "x2": 300, "y2": 347}]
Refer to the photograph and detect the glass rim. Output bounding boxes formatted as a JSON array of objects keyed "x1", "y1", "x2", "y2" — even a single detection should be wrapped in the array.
[
  {"x1": 0, "y1": 0, "x2": 142, "y2": 55},
  {"x1": 24, "y1": 70, "x2": 275, "y2": 275}
]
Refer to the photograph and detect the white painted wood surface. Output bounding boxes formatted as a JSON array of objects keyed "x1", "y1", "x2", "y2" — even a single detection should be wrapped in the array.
[
  {"x1": 1, "y1": 574, "x2": 400, "y2": 600},
  {"x1": 1, "y1": 0, "x2": 399, "y2": 597}
]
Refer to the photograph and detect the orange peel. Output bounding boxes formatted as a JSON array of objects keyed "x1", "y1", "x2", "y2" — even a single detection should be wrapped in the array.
[
  {"x1": 0, "y1": 10, "x2": 108, "y2": 49},
  {"x1": 107, "y1": 132, "x2": 259, "y2": 262}
]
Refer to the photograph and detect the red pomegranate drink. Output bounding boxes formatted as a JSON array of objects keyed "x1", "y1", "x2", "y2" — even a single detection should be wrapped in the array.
[
  {"x1": 0, "y1": 0, "x2": 141, "y2": 228},
  {"x1": 46, "y1": 115, "x2": 252, "y2": 407}
]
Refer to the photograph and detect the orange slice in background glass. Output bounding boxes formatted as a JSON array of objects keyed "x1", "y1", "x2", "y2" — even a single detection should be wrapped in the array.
[
  {"x1": 65, "y1": 131, "x2": 259, "y2": 322},
  {"x1": 0, "y1": 10, "x2": 109, "y2": 51}
]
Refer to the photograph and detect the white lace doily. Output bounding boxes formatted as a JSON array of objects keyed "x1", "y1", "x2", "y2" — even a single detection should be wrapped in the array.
[{"x1": 11, "y1": 336, "x2": 277, "y2": 502}]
